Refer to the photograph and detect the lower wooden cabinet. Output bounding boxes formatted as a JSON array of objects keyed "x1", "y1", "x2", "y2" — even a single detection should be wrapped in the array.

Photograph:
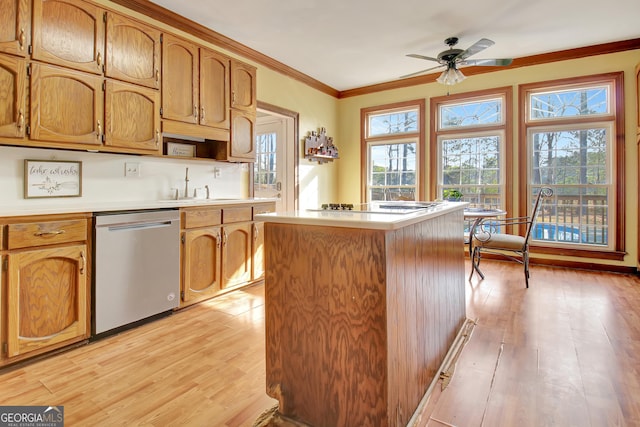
[
  {"x1": 0, "y1": 214, "x2": 91, "y2": 366},
  {"x1": 6, "y1": 244, "x2": 87, "y2": 357},
  {"x1": 182, "y1": 226, "x2": 222, "y2": 303},
  {"x1": 221, "y1": 222, "x2": 252, "y2": 288},
  {"x1": 180, "y1": 202, "x2": 274, "y2": 307}
]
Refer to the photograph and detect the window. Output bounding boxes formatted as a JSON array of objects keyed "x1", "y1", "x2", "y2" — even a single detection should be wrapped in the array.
[
  {"x1": 431, "y1": 88, "x2": 512, "y2": 210},
  {"x1": 254, "y1": 130, "x2": 277, "y2": 190},
  {"x1": 521, "y1": 73, "x2": 624, "y2": 255},
  {"x1": 361, "y1": 100, "x2": 425, "y2": 201}
]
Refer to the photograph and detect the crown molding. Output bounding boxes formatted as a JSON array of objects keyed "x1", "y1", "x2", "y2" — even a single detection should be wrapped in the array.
[{"x1": 109, "y1": 0, "x2": 640, "y2": 100}]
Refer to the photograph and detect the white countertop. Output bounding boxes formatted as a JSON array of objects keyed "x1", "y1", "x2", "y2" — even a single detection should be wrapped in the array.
[
  {"x1": 0, "y1": 198, "x2": 277, "y2": 218},
  {"x1": 255, "y1": 201, "x2": 467, "y2": 230}
]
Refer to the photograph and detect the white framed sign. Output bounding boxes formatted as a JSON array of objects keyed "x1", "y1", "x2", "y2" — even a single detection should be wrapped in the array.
[{"x1": 24, "y1": 160, "x2": 82, "y2": 198}]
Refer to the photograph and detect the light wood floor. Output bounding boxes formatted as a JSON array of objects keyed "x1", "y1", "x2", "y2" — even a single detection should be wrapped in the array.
[{"x1": 1, "y1": 261, "x2": 639, "y2": 426}]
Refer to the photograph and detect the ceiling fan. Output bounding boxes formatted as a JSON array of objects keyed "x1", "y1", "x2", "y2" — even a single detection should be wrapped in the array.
[{"x1": 402, "y1": 37, "x2": 513, "y2": 85}]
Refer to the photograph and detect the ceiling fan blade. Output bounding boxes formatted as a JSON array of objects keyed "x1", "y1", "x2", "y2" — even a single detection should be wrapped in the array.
[
  {"x1": 463, "y1": 58, "x2": 513, "y2": 67},
  {"x1": 400, "y1": 64, "x2": 445, "y2": 79},
  {"x1": 406, "y1": 53, "x2": 441, "y2": 62},
  {"x1": 456, "y1": 38, "x2": 495, "y2": 61}
]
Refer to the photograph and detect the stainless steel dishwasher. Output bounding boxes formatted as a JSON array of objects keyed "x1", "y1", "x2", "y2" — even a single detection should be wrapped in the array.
[{"x1": 94, "y1": 209, "x2": 180, "y2": 335}]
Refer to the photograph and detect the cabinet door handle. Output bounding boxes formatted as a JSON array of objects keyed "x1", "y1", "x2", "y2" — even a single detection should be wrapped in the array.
[
  {"x1": 232, "y1": 92, "x2": 236, "y2": 105},
  {"x1": 96, "y1": 51, "x2": 102, "y2": 67},
  {"x1": 223, "y1": 230, "x2": 227, "y2": 247},
  {"x1": 193, "y1": 106, "x2": 198, "y2": 120},
  {"x1": 34, "y1": 230, "x2": 65, "y2": 237},
  {"x1": 17, "y1": 109, "x2": 24, "y2": 129},
  {"x1": 155, "y1": 69, "x2": 159, "y2": 83},
  {"x1": 19, "y1": 28, "x2": 26, "y2": 50},
  {"x1": 254, "y1": 224, "x2": 258, "y2": 240},
  {"x1": 79, "y1": 251, "x2": 86, "y2": 275},
  {"x1": 155, "y1": 129, "x2": 160, "y2": 147},
  {"x1": 200, "y1": 107, "x2": 205, "y2": 121},
  {"x1": 97, "y1": 120, "x2": 102, "y2": 139},
  {"x1": 216, "y1": 231, "x2": 222, "y2": 248}
]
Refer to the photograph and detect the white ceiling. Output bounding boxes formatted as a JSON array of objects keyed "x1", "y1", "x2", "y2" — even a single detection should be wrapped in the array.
[{"x1": 149, "y1": 0, "x2": 640, "y2": 91}]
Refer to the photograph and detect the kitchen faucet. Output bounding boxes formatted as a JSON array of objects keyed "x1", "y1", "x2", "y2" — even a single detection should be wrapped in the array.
[{"x1": 184, "y1": 167, "x2": 189, "y2": 199}]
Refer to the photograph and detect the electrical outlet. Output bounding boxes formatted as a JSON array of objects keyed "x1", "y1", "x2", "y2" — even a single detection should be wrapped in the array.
[{"x1": 125, "y1": 162, "x2": 140, "y2": 177}]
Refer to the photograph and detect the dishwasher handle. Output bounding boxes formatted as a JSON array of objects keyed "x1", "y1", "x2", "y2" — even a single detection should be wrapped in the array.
[{"x1": 104, "y1": 220, "x2": 176, "y2": 232}]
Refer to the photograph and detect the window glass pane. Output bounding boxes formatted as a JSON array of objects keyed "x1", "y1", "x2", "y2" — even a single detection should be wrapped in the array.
[
  {"x1": 368, "y1": 109, "x2": 418, "y2": 137},
  {"x1": 254, "y1": 132, "x2": 277, "y2": 188},
  {"x1": 533, "y1": 185, "x2": 608, "y2": 246},
  {"x1": 439, "y1": 98, "x2": 502, "y2": 129},
  {"x1": 369, "y1": 142, "x2": 416, "y2": 201},
  {"x1": 531, "y1": 128, "x2": 608, "y2": 186},
  {"x1": 530, "y1": 86, "x2": 609, "y2": 120},
  {"x1": 440, "y1": 135, "x2": 501, "y2": 205},
  {"x1": 530, "y1": 125, "x2": 610, "y2": 247}
]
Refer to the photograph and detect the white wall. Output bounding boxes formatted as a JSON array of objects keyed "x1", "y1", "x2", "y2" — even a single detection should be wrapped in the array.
[{"x1": 0, "y1": 145, "x2": 248, "y2": 211}]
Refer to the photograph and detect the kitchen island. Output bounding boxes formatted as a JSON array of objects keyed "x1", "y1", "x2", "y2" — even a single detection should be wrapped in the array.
[{"x1": 255, "y1": 202, "x2": 467, "y2": 426}]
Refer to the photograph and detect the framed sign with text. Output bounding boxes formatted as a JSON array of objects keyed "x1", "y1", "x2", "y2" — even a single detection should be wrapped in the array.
[{"x1": 24, "y1": 160, "x2": 82, "y2": 198}]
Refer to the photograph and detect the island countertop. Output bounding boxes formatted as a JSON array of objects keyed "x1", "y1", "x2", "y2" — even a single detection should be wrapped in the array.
[{"x1": 255, "y1": 201, "x2": 467, "y2": 230}]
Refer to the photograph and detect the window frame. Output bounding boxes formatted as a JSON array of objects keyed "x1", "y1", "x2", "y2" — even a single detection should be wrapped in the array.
[
  {"x1": 430, "y1": 87, "x2": 513, "y2": 213},
  {"x1": 519, "y1": 72, "x2": 625, "y2": 260},
  {"x1": 361, "y1": 99, "x2": 425, "y2": 202}
]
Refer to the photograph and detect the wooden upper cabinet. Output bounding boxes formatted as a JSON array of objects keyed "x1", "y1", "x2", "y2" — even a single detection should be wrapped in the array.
[
  {"x1": 106, "y1": 12, "x2": 161, "y2": 89},
  {"x1": 29, "y1": 63, "x2": 103, "y2": 145},
  {"x1": 200, "y1": 48, "x2": 230, "y2": 130},
  {"x1": 0, "y1": 54, "x2": 26, "y2": 138},
  {"x1": 162, "y1": 34, "x2": 198, "y2": 124},
  {"x1": 230, "y1": 59, "x2": 256, "y2": 112},
  {"x1": 105, "y1": 80, "x2": 160, "y2": 153},
  {"x1": 230, "y1": 109, "x2": 256, "y2": 160},
  {"x1": 0, "y1": 0, "x2": 30, "y2": 56},
  {"x1": 31, "y1": 0, "x2": 105, "y2": 75},
  {"x1": 636, "y1": 63, "x2": 639, "y2": 137}
]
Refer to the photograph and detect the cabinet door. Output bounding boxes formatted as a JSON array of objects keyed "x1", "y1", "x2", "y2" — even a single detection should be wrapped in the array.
[
  {"x1": 230, "y1": 59, "x2": 256, "y2": 111},
  {"x1": 105, "y1": 80, "x2": 160, "y2": 153},
  {"x1": 161, "y1": 34, "x2": 198, "y2": 124},
  {"x1": 30, "y1": 63, "x2": 103, "y2": 145},
  {"x1": 200, "y1": 48, "x2": 230, "y2": 129},
  {"x1": 6, "y1": 244, "x2": 88, "y2": 357},
  {"x1": 32, "y1": 0, "x2": 105, "y2": 75},
  {"x1": 252, "y1": 221, "x2": 265, "y2": 280},
  {"x1": 0, "y1": 0, "x2": 30, "y2": 56},
  {"x1": 0, "y1": 54, "x2": 26, "y2": 138},
  {"x1": 182, "y1": 227, "x2": 221, "y2": 304},
  {"x1": 221, "y1": 223, "x2": 252, "y2": 289},
  {"x1": 106, "y1": 12, "x2": 161, "y2": 89},
  {"x1": 230, "y1": 109, "x2": 256, "y2": 160}
]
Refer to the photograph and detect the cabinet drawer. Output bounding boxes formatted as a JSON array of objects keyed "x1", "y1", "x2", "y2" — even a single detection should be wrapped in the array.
[
  {"x1": 253, "y1": 203, "x2": 276, "y2": 217},
  {"x1": 182, "y1": 208, "x2": 222, "y2": 229},
  {"x1": 223, "y1": 207, "x2": 252, "y2": 223},
  {"x1": 7, "y1": 219, "x2": 88, "y2": 249}
]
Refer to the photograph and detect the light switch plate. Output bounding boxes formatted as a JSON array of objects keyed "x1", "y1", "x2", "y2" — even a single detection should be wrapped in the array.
[{"x1": 125, "y1": 162, "x2": 140, "y2": 177}]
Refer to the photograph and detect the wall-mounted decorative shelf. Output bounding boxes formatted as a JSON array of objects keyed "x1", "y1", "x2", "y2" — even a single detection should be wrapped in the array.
[{"x1": 304, "y1": 127, "x2": 339, "y2": 164}]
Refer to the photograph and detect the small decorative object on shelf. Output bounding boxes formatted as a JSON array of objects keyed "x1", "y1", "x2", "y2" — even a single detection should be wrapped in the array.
[
  {"x1": 304, "y1": 127, "x2": 339, "y2": 164},
  {"x1": 443, "y1": 189, "x2": 463, "y2": 201}
]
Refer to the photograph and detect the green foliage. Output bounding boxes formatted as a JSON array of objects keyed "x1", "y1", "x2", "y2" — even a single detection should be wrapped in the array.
[{"x1": 443, "y1": 189, "x2": 463, "y2": 200}]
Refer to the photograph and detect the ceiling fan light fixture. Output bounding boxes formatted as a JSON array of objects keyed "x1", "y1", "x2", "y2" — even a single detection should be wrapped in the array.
[{"x1": 436, "y1": 66, "x2": 466, "y2": 85}]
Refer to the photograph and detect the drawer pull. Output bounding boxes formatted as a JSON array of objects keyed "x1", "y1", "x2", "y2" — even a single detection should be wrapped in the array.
[
  {"x1": 34, "y1": 230, "x2": 65, "y2": 237},
  {"x1": 79, "y1": 250, "x2": 86, "y2": 274},
  {"x1": 19, "y1": 28, "x2": 26, "y2": 49}
]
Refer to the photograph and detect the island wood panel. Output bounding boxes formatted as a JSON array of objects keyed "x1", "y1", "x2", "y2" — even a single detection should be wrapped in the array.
[
  {"x1": 265, "y1": 223, "x2": 388, "y2": 426},
  {"x1": 264, "y1": 209, "x2": 466, "y2": 427}
]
